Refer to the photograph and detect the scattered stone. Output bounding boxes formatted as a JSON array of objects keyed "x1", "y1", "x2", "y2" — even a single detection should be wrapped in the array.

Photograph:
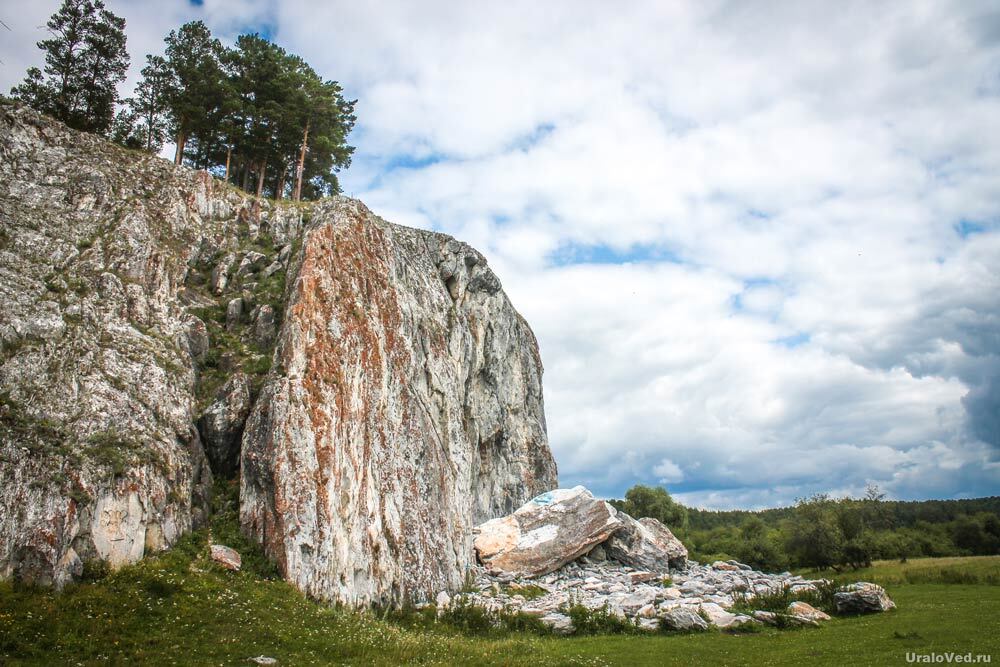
[
  {"x1": 787, "y1": 601, "x2": 831, "y2": 622},
  {"x1": 660, "y1": 607, "x2": 709, "y2": 631},
  {"x1": 711, "y1": 561, "x2": 741, "y2": 571},
  {"x1": 473, "y1": 487, "x2": 622, "y2": 577},
  {"x1": 436, "y1": 591, "x2": 451, "y2": 610},
  {"x1": 210, "y1": 545, "x2": 241, "y2": 571},
  {"x1": 752, "y1": 610, "x2": 779, "y2": 625},
  {"x1": 539, "y1": 612, "x2": 574, "y2": 634},
  {"x1": 236, "y1": 251, "x2": 267, "y2": 277},
  {"x1": 699, "y1": 602, "x2": 738, "y2": 628},
  {"x1": 605, "y1": 513, "x2": 688, "y2": 572},
  {"x1": 249, "y1": 657, "x2": 277, "y2": 666},
  {"x1": 835, "y1": 582, "x2": 896, "y2": 614},
  {"x1": 261, "y1": 260, "x2": 283, "y2": 280},
  {"x1": 629, "y1": 570, "x2": 657, "y2": 584},
  {"x1": 210, "y1": 253, "x2": 236, "y2": 295},
  {"x1": 225, "y1": 297, "x2": 243, "y2": 330}
]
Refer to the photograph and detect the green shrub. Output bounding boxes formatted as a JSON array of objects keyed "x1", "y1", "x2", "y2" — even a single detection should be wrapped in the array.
[{"x1": 562, "y1": 602, "x2": 640, "y2": 635}]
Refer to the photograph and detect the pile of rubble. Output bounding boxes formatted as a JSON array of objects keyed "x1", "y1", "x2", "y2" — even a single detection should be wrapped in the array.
[{"x1": 452, "y1": 487, "x2": 895, "y2": 633}]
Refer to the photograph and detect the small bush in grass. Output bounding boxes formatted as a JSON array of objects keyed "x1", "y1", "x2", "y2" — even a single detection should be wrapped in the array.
[
  {"x1": 562, "y1": 602, "x2": 640, "y2": 635},
  {"x1": 731, "y1": 580, "x2": 840, "y2": 616},
  {"x1": 384, "y1": 598, "x2": 550, "y2": 637},
  {"x1": 506, "y1": 583, "x2": 547, "y2": 600}
]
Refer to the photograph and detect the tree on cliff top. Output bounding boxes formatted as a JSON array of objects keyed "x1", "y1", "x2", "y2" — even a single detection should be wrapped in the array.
[
  {"x1": 10, "y1": 0, "x2": 128, "y2": 135},
  {"x1": 162, "y1": 21, "x2": 228, "y2": 165}
]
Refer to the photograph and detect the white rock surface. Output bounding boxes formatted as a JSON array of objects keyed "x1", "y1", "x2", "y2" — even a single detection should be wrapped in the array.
[
  {"x1": 604, "y1": 513, "x2": 688, "y2": 572},
  {"x1": 473, "y1": 487, "x2": 621, "y2": 577},
  {"x1": 835, "y1": 582, "x2": 896, "y2": 614}
]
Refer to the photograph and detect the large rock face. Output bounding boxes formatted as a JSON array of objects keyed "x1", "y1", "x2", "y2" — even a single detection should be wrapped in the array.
[
  {"x1": 0, "y1": 104, "x2": 557, "y2": 598},
  {"x1": 240, "y1": 199, "x2": 557, "y2": 604}
]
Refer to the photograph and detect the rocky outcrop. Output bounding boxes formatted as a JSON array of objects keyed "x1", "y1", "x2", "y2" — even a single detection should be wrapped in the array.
[
  {"x1": 239, "y1": 199, "x2": 557, "y2": 605},
  {"x1": 0, "y1": 104, "x2": 557, "y2": 598},
  {"x1": 604, "y1": 514, "x2": 688, "y2": 571},
  {"x1": 473, "y1": 487, "x2": 622, "y2": 578}
]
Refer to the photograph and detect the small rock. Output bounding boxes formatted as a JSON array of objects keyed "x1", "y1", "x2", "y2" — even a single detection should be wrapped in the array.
[
  {"x1": 261, "y1": 261, "x2": 283, "y2": 279},
  {"x1": 752, "y1": 610, "x2": 778, "y2": 625},
  {"x1": 700, "y1": 602, "x2": 738, "y2": 628},
  {"x1": 638, "y1": 617, "x2": 660, "y2": 632},
  {"x1": 711, "y1": 561, "x2": 741, "y2": 571},
  {"x1": 237, "y1": 251, "x2": 267, "y2": 277},
  {"x1": 637, "y1": 603, "x2": 657, "y2": 618},
  {"x1": 225, "y1": 297, "x2": 243, "y2": 331},
  {"x1": 629, "y1": 570, "x2": 657, "y2": 584},
  {"x1": 249, "y1": 657, "x2": 277, "y2": 666},
  {"x1": 210, "y1": 544, "x2": 241, "y2": 571},
  {"x1": 659, "y1": 607, "x2": 709, "y2": 632},
  {"x1": 436, "y1": 591, "x2": 451, "y2": 609},
  {"x1": 787, "y1": 601, "x2": 831, "y2": 622},
  {"x1": 210, "y1": 253, "x2": 235, "y2": 295},
  {"x1": 539, "y1": 612, "x2": 574, "y2": 634},
  {"x1": 661, "y1": 587, "x2": 682, "y2": 600}
]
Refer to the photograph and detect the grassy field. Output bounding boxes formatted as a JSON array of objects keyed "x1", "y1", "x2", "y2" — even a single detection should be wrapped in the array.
[{"x1": 2, "y1": 495, "x2": 997, "y2": 666}]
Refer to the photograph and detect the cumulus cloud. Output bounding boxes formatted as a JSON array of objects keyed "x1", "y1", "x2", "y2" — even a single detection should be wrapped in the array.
[{"x1": 2, "y1": 0, "x2": 998, "y2": 508}]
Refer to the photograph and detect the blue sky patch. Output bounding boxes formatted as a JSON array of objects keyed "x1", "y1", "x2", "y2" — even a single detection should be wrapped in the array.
[{"x1": 548, "y1": 242, "x2": 682, "y2": 266}]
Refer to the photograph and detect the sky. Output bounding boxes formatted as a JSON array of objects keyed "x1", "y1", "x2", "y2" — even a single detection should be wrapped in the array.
[{"x1": 2, "y1": 0, "x2": 999, "y2": 509}]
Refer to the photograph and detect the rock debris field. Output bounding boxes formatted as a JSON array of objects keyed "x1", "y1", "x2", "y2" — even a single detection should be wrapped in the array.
[{"x1": 437, "y1": 487, "x2": 896, "y2": 634}]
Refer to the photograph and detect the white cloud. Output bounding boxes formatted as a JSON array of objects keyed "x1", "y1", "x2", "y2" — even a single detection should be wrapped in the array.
[
  {"x1": 3, "y1": 0, "x2": 998, "y2": 508},
  {"x1": 653, "y1": 459, "x2": 684, "y2": 485}
]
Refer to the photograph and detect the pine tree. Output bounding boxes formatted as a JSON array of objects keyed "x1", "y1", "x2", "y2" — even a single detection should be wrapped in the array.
[
  {"x1": 128, "y1": 55, "x2": 172, "y2": 152},
  {"x1": 162, "y1": 21, "x2": 226, "y2": 165},
  {"x1": 10, "y1": 0, "x2": 128, "y2": 135}
]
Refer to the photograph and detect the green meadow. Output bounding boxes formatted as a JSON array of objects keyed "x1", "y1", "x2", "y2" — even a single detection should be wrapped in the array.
[{"x1": 2, "y1": 515, "x2": 997, "y2": 667}]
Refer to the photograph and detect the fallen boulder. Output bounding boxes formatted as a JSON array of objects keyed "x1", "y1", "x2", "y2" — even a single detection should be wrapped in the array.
[
  {"x1": 787, "y1": 600, "x2": 831, "y2": 622},
  {"x1": 834, "y1": 582, "x2": 896, "y2": 614},
  {"x1": 210, "y1": 544, "x2": 241, "y2": 571},
  {"x1": 474, "y1": 487, "x2": 622, "y2": 577},
  {"x1": 604, "y1": 513, "x2": 688, "y2": 572},
  {"x1": 660, "y1": 606, "x2": 709, "y2": 631}
]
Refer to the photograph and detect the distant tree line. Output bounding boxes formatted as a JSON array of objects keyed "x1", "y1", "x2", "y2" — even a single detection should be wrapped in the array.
[
  {"x1": 9, "y1": 0, "x2": 355, "y2": 201},
  {"x1": 613, "y1": 484, "x2": 1000, "y2": 573}
]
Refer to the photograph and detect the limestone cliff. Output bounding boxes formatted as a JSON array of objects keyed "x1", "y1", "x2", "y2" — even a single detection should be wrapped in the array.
[
  {"x1": 0, "y1": 103, "x2": 557, "y2": 598},
  {"x1": 240, "y1": 200, "x2": 557, "y2": 604}
]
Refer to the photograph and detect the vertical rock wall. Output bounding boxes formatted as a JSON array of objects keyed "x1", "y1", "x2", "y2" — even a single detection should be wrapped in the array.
[
  {"x1": 240, "y1": 199, "x2": 557, "y2": 605},
  {"x1": 0, "y1": 105, "x2": 303, "y2": 586}
]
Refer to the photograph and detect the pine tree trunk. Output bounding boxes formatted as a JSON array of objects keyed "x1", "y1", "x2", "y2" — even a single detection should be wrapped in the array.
[
  {"x1": 224, "y1": 147, "x2": 232, "y2": 182},
  {"x1": 256, "y1": 159, "x2": 267, "y2": 198},
  {"x1": 275, "y1": 167, "x2": 286, "y2": 200},
  {"x1": 294, "y1": 121, "x2": 310, "y2": 201},
  {"x1": 174, "y1": 131, "x2": 186, "y2": 165}
]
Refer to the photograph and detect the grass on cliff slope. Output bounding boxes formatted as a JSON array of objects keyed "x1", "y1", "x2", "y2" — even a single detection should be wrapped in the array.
[{"x1": 1, "y1": 489, "x2": 997, "y2": 667}]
